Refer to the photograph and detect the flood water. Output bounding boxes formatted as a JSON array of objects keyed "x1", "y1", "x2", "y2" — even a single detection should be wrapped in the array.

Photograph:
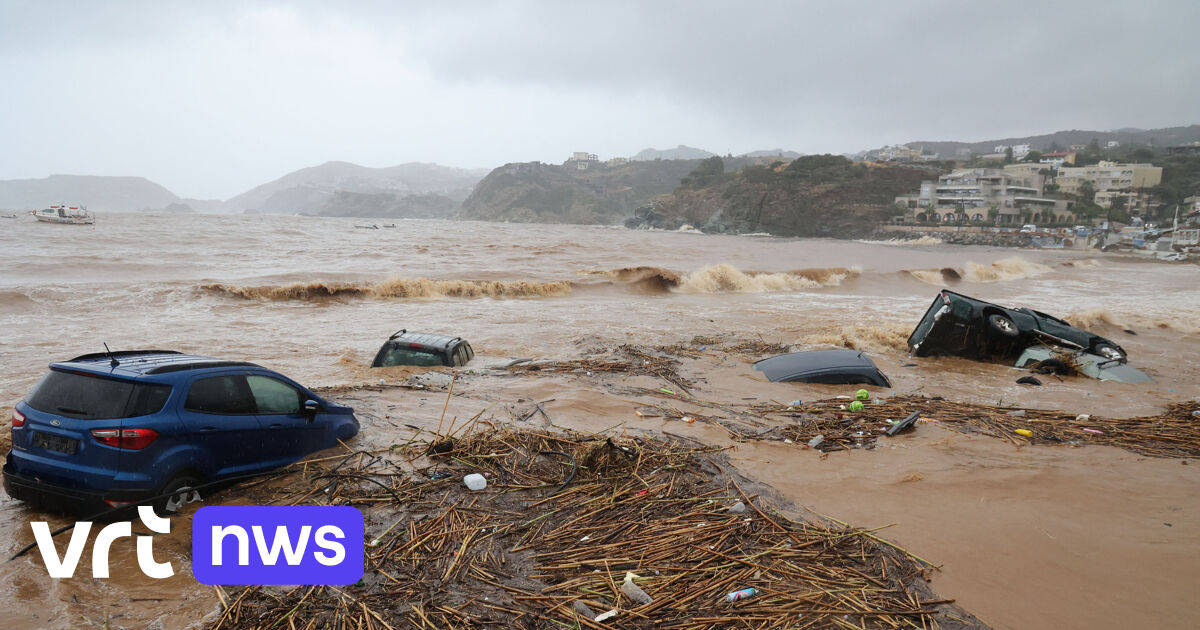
[{"x1": 0, "y1": 212, "x2": 1197, "y2": 628}]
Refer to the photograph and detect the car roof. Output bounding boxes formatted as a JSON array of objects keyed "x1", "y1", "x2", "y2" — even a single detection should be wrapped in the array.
[
  {"x1": 386, "y1": 330, "x2": 463, "y2": 350},
  {"x1": 753, "y1": 349, "x2": 880, "y2": 380},
  {"x1": 53, "y1": 350, "x2": 262, "y2": 379}
]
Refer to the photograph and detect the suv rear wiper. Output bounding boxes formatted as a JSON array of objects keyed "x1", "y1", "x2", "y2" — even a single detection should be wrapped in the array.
[{"x1": 56, "y1": 406, "x2": 89, "y2": 416}]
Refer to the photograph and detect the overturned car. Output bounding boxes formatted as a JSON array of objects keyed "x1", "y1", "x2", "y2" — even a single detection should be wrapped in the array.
[{"x1": 908, "y1": 290, "x2": 1127, "y2": 362}]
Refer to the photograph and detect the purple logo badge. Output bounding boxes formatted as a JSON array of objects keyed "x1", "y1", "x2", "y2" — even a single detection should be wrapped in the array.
[{"x1": 192, "y1": 506, "x2": 364, "y2": 585}]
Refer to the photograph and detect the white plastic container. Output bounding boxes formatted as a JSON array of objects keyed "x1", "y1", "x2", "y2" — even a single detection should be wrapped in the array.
[{"x1": 463, "y1": 473, "x2": 487, "y2": 491}]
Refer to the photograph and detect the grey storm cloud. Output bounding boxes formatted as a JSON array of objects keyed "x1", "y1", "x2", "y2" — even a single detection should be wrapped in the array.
[{"x1": 1, "y1": 0, "x2": 1198, "y2": 199}]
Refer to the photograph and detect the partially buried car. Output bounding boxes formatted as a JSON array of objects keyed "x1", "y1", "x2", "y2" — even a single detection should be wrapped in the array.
[
  {"x1": 3, "y1": 350, "x2": 358, "y2": 515},
  {"x1": 754, "y1": 350, "x2": 891, "y2": 387},
  {"x1": 371, "y1": 330, "x2": 474, "y2": 368},
  {"x1": 908, "y1": 290, "x2": 1127, "y2": 362}
]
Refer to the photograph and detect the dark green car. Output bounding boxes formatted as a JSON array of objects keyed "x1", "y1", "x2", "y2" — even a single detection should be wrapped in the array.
[{"x1": 907, "y1": 290, "x2": 1126, "y2": 363}]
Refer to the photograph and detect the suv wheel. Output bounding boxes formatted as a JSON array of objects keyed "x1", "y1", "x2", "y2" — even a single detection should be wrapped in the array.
[
  {"x1": 155, "y1": 475, "x2": 202, "y2": 516},
  {"x1": 987, "y1": 313, "x2": 1019, "y2": 338}
]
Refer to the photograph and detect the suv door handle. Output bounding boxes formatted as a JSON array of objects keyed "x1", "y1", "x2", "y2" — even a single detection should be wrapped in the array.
[
  {"x1": 200, "y1": 426, "x2": 218, "y2": 432},
  {"x1": 269, "y1": 423, "x2": 282, "y2": 429}
]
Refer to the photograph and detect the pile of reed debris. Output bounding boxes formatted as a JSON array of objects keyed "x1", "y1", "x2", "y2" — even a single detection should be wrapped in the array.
[
  {"x1": 207, "y1": 427, "x2": 984, "y2": 629},
  {"x1": 744, "y1": 396, "x2": 1200, "y2": 459}
]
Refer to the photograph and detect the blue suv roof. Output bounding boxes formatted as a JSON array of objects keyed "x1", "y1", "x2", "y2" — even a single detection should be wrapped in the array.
[{"x1": 55, "y1": 350, "x2": 261, "y2": 380}]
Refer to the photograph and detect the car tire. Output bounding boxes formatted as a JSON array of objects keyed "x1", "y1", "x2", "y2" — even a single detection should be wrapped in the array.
[
  {"x1": 987, "y1": 313, "x2": 1019, "y2": 338},
  {"x1": 154, "y1": 474, "x2": 202, "y2": 516},
  {"x1": 1093, "y1": 343, "x2": 1125, "y2": 363}
]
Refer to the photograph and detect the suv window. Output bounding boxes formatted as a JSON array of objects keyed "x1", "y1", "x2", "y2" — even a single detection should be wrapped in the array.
[
  {"x1": 378, "y1": 346, "x2": 445, "y2": 367},
  {"x1": 25, "y1": 370, "x2": 172, "y2": 420},
  {"x1": 247, "y1": 375, "x2": 303, "y2": 414},
  {"x1": 185, "y1": 375, "x2": 256, "y2": 415}
]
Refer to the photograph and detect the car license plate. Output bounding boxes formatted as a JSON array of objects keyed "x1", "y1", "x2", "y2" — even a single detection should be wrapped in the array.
[{"x1": 34, "y1": 432, "x2": 78, "y2": 455}]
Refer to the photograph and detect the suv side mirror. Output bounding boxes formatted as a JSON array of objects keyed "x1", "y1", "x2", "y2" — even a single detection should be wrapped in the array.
[{"x1": 303, "y1": 399, "x2": 321, "y2": 423}]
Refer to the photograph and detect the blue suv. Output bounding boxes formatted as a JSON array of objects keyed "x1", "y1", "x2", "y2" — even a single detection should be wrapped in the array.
[{"x1": 3, "y1": 351, "x2": 359, "y2": 515}]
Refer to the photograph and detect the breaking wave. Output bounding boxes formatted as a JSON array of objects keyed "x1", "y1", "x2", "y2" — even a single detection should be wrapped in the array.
[
  {"x1": 799, "y1": 323, "x2": 911, "y2": 354},
  {"x1": 674, "y1": 264, "x2": 860, "y2": 293},
  {"x1": 0, "y1": 289, "x2": 36, "y2": 313},
  {"x1": 583, "y1": 264, "x2": 860, "y2": 294},
  {"x1": 1061, "y1": 258, "x2": 1102, "y2": 268},
  {"x1": 1065, "y1": 309, "x2": 1128, "y2": 331},
  {"x1": 904, "y1": 267, "x2": 963, "y2": 285},
  {"x1": 960, "y1": 257, "x2": 1053, "y2": 283},
  {"x1": 201, "y1": 277, "x2": 573, "y2": 301}
]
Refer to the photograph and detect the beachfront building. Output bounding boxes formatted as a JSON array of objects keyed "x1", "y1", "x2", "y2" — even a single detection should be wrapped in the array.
[
  {"x1": 568, "y1": 152, "x2": 599, "y2": 170},
  {"x1": 1055, "y1": 161, "x2": 1163, "y2": 196},
  {"x1": 1038, "y1": 151, "x2": 1076, "y2": 168},
  {"x1": 894, "y1": 167, "x2": 1074, "y2": 225},
  {"x1": 1094, "y1": 190, "x2": 1160, "y2": 215}
]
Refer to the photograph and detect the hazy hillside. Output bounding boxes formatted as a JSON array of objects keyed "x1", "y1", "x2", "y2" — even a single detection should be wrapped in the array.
[
  {"x1": 631, "y1": 145, "x2": 717, "y2": 161},
  {"x1": 740, "y1": 149, "x2": 803, "y2": 158},
  {"x1": 459, "y1": 159, "x2": 719, "y2": 224},
  {"x1": 315, "y1": 191, "x2": 458, "y2": 219},
  {"x1": 0, "y1": 174, "x2": 180, "y2": 212},
  {"x1": 889, "y1": 124, "x2": 1200, "y2": 158},
  {"x1": 628, "y1": 155, "x2": 938, "y2": 237},
  {"x1": 223, "y1": 161, "x2": 489, "y2": 215}
]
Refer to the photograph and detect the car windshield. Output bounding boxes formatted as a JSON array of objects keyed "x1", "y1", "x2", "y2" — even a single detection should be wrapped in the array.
[
  {"x1": 25, "y1": 370, "x2": 172, "y2": 420},
  {"x1": 378, "y1": 346, "x2": 444, "y2": 367}
]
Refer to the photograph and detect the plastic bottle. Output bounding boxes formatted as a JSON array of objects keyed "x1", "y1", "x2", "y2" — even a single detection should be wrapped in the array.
[
  {"x1": 726, "y1": 587, "x2": 758, "y2": 603},
  {"x1": 621, "y1": 574, "x2": 654, "y2": 605},
  {"x1": 463, "y1": 473, "x2": 487, "y2": 490},
  {"x1": 808, "y1": 435, "x2": 825, "y2": 449}
]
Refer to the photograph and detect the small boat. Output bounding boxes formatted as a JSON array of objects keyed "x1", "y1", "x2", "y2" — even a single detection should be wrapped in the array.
[{"x1": 35, "y1": 205, "x2": 95, "y2": 225}]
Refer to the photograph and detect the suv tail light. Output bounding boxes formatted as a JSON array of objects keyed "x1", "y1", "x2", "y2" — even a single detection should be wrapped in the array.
[
  {"x1": 91, "y1": 428, "x2": 159, "y2": 450},
  {"x1": 12, "y1": 409, "x2": 25, "y2": 428}
]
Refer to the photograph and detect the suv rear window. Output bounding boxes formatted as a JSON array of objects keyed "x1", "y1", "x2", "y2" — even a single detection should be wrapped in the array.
[
  {"x1": 25, "y1": 370, "x2": 172, "y2": 420},
  {"x1": 377, "y1": 346, "x2": 446, "y2": 367}
]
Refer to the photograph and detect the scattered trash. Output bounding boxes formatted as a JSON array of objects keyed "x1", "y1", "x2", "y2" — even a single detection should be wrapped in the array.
[
  {"x1": 594, "y1": 609, "x2": 619, "y2": 622},
  {"x1": 1016, "y1": 376, "x2": 1043, "y2": 386},
  {"x1": 728, "y1": 501, "x2": 746, "y2": 514},
  {"x1": 1082, "y1": 428, "x2": 1104, "y2": 435},
  {"x1": 659, "y1": 387, "x2": 676, "y2": 395},
  {"x1": 848, "y1": 401, "x2": 865, "y2": 412},
  {"x1": 1193, "y1": 411, "x2": 1200, "y2": 419},
  {"x1": 1015, "y1": 429, "x2": 1034, "y2": 438},
  {"x1": 885, "y1": 411, "x2": 921, "y2": 437},
  {"x1": 725, "y1": 587, "x2": 759, "y2": 603},
  {"x1": 1076, "y1": 414, "x2": 1090, "y2": 421},
  {"x1": 572, "y1": 600, "x2": 597, "y2": 619},
  {"x1": 1007, "y1": 409, "x2": 1026, "y2": 417},
  {"x1": 463, "y1": 473, "x2": 487, "y2": 491},
  {"x1": 682, "y1": 416, "x2": 696, "y2": 424},
  {"x1": 807, "y1": 435, "x2": 825, "y2": 449},
  {"x1": 855, "y1": 389, "x2": 870, "y2": 400},
  {"x1": 621, "y1": 572, "x2": 654, "y2": 605},
  {"x1": 788, "y1": 399, "x2": 803, "y2": 406}
]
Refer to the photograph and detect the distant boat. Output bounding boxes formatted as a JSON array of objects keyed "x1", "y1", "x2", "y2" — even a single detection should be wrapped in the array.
[{"x1": 34, "y1": 205, "x2": 95, "y2": 225}]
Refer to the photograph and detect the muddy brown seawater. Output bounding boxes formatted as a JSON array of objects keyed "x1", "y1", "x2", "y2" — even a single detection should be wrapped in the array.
[{"x1": 0, "y1": 213, "x2": 1197, "y2": 628}]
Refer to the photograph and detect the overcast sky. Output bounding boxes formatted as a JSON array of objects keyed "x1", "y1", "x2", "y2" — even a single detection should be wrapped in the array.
[{"x1": 2, "y1": 1, "x2": 1197, "y2": 199}]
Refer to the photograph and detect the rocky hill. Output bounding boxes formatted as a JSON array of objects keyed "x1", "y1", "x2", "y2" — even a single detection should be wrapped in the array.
[
  {"x1": 0, "y1": 174, "x2": 180, "y2": 212},
  {"x1": 627, "y1": 155, "x2": 939, "y2": 237},
  {"x1": 458, "y1": 159, "x2": 740, "y2": 224},
  {"x1": 223, "y1": 161, "x2": 488, "y2": 215}
]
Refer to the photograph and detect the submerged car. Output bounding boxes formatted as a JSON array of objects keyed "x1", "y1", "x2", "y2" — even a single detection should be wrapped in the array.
[
  {"x1": 908, "y1": 290, "x2": 1127, "y2": 362},
  {"x1": 371, "y1": 330, "x2": 475, "y2": 368},
  {"x1": 3, "y1": 350, "x2": 358, "y2": 515},
  {"x1": 1016, "y1": 346, "x2": 1151, "y2": 384},
  {"x1": 754, "y1": 350, "x2": 892, "y2": 387}
]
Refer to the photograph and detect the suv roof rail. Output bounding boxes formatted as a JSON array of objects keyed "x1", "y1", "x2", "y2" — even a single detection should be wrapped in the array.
[
  {"x1": 388, "y1": 329, "x2": 407, "y2": 340},
  {"x1": 70, "y1": 349, "x2": 182, "y2": 362},
  {"x1": 145, "y1": 361, "x2": 260, "y2": 374}
]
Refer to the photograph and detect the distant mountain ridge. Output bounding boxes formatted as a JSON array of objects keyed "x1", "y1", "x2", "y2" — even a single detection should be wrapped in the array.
[
  {"x1": 632, "y1": 145, "x2": 717, "y2": 161},
  {"x1": 0, "y1": 174, "x2": 180, "y2": 212},
  {"x1": 877, "y1": 124, "x2": 1200, "y2": 157},
  {"x1": 223, "y1": 161, "x2": 489, "y2": 215}
]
